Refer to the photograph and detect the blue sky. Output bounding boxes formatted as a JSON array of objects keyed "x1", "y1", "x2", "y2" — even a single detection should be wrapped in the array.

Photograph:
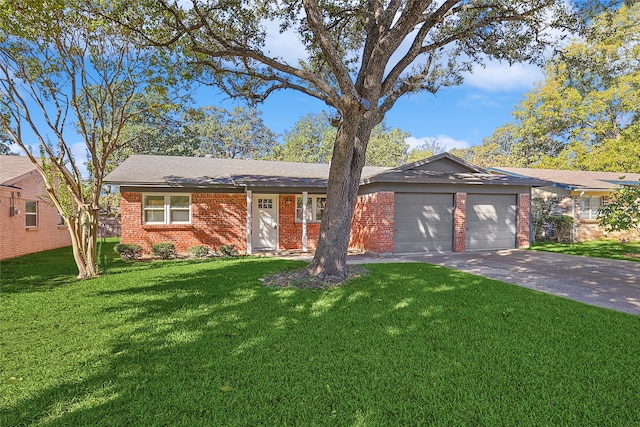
[
  {"x1": 198, "y1": 60, "x2": 543, "y2": 153},
  {"x1": 9, "y1": 19, "x2": 547, "y2": 165}
]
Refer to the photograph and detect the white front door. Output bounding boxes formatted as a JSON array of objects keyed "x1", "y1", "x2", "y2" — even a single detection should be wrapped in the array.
[{"x1": 252, "y1": 194, "x2": 278, "y2": 250}]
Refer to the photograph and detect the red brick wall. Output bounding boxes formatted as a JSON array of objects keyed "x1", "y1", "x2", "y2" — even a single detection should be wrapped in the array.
[
  {"x1": 453, "y1": 193, "x2": 467, "y2": 252},
  {"x1": 278, "y1": 194, "x2": 321, "y2": 250},
  {"x1": 453, "y1": 192, "x2": 466, "y2": 252},
  {"x1": 349, "y1": 192, "x2": 394, "y2": 253},
  {"x1": 517, "y1": 193, "x2": 531, "y2": 248},
  {"x1": 120, "y1": 192, "x2": 247, "y2": 254}
]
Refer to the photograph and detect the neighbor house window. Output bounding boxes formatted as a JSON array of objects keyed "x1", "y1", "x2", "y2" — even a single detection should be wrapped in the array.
[
  {"x1": 579, "y1": 196, "x2": 602, "y2": 220},
  {"x1": 143, "y1": 194, "x2": 191, "y2": 224},
  {"x1": 57, "y1": 213, "x2": 65, "y2": 226},
  {"x1": 25, "y1": 201, "x2": 38, "y2": 228},
  {"x1": 295, "y1": 195, "x2": 326, "y2": 222}
]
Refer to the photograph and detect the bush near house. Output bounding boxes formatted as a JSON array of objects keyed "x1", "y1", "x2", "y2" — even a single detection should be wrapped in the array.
[
  {"x1": 113, "y1": 243, "x2": 143, "y2": 260},
  {"x1": 188, "y1": 245, "x2": 210, "y2": 258},
  {"x1": 218, "y1": 244, "x2": 238, "y2": 257},
  {"x1": 532, "y1": 198, "x2": 574, "y2": 242},
  {"x1": 151, "y1": 242, "x2": 177, "y2": 259}
]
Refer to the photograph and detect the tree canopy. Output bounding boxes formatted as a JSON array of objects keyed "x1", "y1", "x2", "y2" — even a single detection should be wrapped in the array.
[
  {"x1": 275, "y1": 112, "x2": 411, "y2": 167},
  {"x1": 457, "y1": 3, "x2": 640, "y2": 171}
]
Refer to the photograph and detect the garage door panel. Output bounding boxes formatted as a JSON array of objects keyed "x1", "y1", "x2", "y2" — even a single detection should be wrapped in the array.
[
  {"x1": 395, "y1": 228, "x2": 453, "y2": 240},
  {"x1": 394, "y1": 193, "x2": 453, "y2": 253},
  {"x1": 395, "y1": 241, "x2": 453, "y2": 253},
  {"x1": 394, "y1": 211, "x2": 453, "y2": 223},
  {"x1": 467, "y1": 194, "x2": 517, "y2": 250}
]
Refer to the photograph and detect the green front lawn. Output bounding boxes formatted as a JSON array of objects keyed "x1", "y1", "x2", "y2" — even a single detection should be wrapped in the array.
[
  {"x1": 532, "y1": 239, "x2": 640, "y2": 262},
  {"x1": 2, "y1": 242, "x2": 640, "y2": 426}
]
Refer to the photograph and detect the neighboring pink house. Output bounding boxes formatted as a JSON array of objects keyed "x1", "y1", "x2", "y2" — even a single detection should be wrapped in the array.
[
  {"x1": 106, "y1": 154, "x2": 545, "y2": 256},
  {"x1": 0, "y1": 155, "x2": 71, "y2": 260}
]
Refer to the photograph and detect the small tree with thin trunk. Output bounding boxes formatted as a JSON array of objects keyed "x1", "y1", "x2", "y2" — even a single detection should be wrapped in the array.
[
  {"x1": 0, "y1": 3, "x2": 181, "y2": 278},
  {"x1": 598, "y1": 183, "x2": 640, "y2": 236},
  {"x1": 110, "y1": 0, "x2": 606, "y2": 281}
]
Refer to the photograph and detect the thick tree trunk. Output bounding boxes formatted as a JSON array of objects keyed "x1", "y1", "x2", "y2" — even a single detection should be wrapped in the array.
[
  {"x1": 67, "y1": 208, "x2": 100, "y2": 279},
  {"x1": 306, "y1": 110, "x2": 375, "y2": 282}
]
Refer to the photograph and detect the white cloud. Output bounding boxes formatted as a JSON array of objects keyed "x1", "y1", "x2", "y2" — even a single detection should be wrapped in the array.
[
  {"x1": 9, "y1": 143, "x2": 24, "y2": 155},
  {"x1": 263, "y1": 20, "x2": 308, "y2": 65},
  {"x1": 10, "y1": 141, "x2": 89, "y2": 178},
  {"x1": 406, "y1": 135, "x2": 470, "y2": 151},
  {"x1": 70, "y1": 142, "x2": 89, "y2": 178},
  {"x1": 464, "y1": 62, "x2": 544, "y2": 92}
]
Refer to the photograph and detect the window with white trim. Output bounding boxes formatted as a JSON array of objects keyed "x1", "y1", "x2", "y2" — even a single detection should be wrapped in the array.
[
  {"x1": 57, "y1": 213, "x2": 65, "y2": 226},
  {"x1": 25, "y1": 201, "x2": 38, "y2": 228},
  {"x1": 143, "y1": 194, "x2": 191, "y2": 224},
  {"x1": 296, "y1": 195, "x2": 326, "y2": 222},
  {"x1": 579, "y1": 196, "x2": 602, "y2": 220}
]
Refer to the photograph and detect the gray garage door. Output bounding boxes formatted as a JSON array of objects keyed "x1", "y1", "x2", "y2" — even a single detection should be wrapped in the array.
[
  {"x1": 394, "y1": 193, "x2": 454, "y2": 253},
  {"x1": 466, "y1": 194, "x2": 517, "y2": 250}
]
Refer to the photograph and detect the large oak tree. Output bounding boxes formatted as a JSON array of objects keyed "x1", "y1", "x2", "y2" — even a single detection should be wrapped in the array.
[{"x1": 111, "y1": 0, "x2": 599, "y2": 281}]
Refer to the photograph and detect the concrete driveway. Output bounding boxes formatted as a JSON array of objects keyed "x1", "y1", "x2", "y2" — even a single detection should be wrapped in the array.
[{"x1": 392, "y1": 250, "x2": 640, "y2": 316}]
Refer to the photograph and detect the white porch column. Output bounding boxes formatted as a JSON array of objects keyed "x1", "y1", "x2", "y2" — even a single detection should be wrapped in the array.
[
  {"x1": 246, "y1": 190, "x2": 252, "y2": 255},
  {"x1": 302, "y1": 191, "x2": 308, "y2": 253}
]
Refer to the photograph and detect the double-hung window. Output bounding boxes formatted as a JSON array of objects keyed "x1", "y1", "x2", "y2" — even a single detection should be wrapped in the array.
[
  {"x1": 579, "y1": 196, "x2": 602, "y2": 220},
  {"x1": 143, "y1": 194, "x2": 191, "y2": 224},
  {"x1": 295, "y1": 195, "x2": 326, "y2": 222},
  {"x1": 25, "y1": 201, "x2": 37, "y2": 228}
]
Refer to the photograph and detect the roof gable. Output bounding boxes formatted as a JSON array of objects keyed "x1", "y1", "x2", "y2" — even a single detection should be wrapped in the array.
[{"x1": 396, "y1": 152, "x2": 485, "y2": 174}]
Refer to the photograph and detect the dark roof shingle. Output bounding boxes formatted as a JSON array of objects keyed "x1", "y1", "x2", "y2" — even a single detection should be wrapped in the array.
[
  {"x1": 104, "y1": 155, "x2": 389, "y2": 188},
  {"x1": 489, "y1": 167, "x2": 640, "y2": 190}
]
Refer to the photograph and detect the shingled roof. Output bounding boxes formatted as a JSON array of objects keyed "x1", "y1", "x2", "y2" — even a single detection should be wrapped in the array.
[
  {"x1": 0, "y1": 155, "x2": 38, "y2": 188},
  {"x1": 489, "y1": 167, "x2": 640, "y2": 191},
  {"x1": 105, "y1": 153, "x2": 549, "y2": 189},
  {"x1": 104, "y1": 155, "x2": 389, "y2": 188}
]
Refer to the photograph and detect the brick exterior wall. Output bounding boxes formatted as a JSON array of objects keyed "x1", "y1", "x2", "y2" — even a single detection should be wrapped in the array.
[
  {"x1": 120, "y1": 189, "x2": 535, "y2": 255},
  {"x1": 278, "y1": 195, "x2": 321, "y2": 250},
  {"x1": 453, "y1": 192, "x2": 466, "y2": 252},
  {"x1": 349, "y1": 192, "x2": 395, "y2": 253},
  {"x1": 517, "y1": 193, "x2": 531, "y2": 248},
  {"x1": 120, "y1": 192, "x2": 247, "y2": 254},
  {"x1": 1, "y1": 174, "x2": 71, "y2": 260}
]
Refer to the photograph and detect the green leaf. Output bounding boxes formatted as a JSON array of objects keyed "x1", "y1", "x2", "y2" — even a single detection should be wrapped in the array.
[{"x1": 219, "y1": 385, "x2": 235, "y2": 392}]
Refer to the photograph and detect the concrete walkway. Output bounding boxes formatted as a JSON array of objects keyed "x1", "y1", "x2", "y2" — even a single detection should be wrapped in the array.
[
  {"x1": 273, "y1": 249, "x2": 639, "y2": 315},
  {"x1": 349, "y1": 250, "x2": 640, "y2": 316}
]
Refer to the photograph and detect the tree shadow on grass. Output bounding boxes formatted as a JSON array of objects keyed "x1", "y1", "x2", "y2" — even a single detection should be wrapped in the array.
[{"x1": 4, "y1": 260, "x2": 640, "y2": 426}]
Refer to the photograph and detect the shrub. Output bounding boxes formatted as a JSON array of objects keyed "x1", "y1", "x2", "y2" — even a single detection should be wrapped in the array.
[
  {"x1": 188, "y1": 245, "x2": 210, "y2": 258},
  {"x1": 114, "y1": 243, "x2": 143, "y2": 260},
  {"x1": 546, "y1": 215, "x2": 574, "y2": 242},
  {"x1": 151, "y1": 242, "x2": 177, "y2": 259},
  {"x1": 218, "y1": 244, "x2": 238, "y2": 257}
]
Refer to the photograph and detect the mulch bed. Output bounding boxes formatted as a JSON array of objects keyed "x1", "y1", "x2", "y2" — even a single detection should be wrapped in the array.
[{"x1": 261, "y1": 265, "x2": 369, "y2": 289}]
